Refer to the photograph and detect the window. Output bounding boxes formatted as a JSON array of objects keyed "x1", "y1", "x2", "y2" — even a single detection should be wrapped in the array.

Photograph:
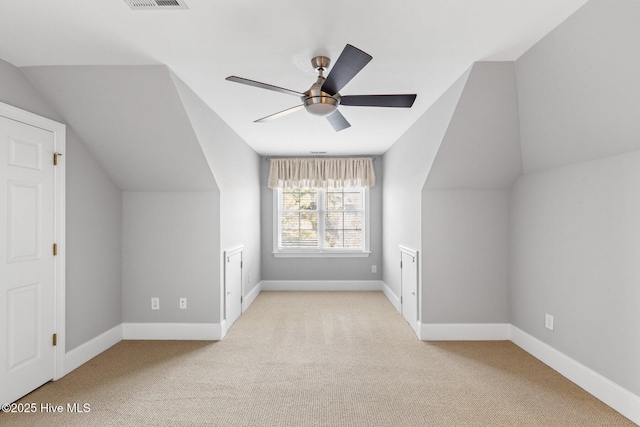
[{"x1": 274, "y1": 187, "x2": 370, "y2": 257}]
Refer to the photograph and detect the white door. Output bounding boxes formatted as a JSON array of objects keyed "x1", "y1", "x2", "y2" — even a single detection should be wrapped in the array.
[
  {"x1": 0, "y1": 116, "x2": 56, "y2": 403},
  {"x1": 224, "y1": 247, "x2": 243, "y2": 329},
  {"x1": 401, "y1": 248, "x2": 418, "y2": 335}
]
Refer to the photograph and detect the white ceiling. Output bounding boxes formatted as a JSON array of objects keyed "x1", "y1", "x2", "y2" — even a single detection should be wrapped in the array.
[{"x1": 0, "y1": 0, "x2": 588, "y2": 156}]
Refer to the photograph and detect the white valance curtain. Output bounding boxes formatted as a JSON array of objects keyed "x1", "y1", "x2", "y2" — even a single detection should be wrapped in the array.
[{"x1": 268, "y1": 157, "x2": 376, "y2": 189}]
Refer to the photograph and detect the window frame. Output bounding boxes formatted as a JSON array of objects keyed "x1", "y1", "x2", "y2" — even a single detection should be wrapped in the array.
[{"x1": 273, "y1": 186, "x2": 371, "y2": 258}]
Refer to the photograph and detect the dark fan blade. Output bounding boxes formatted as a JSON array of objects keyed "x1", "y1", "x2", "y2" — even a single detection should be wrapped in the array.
[
  {"x1": 340, "y1": 94, "x2": 417, "y2": 108},
  {"x1": 321, "y1": 44, "x2": 372, "y2": 96},
  {"x1": 326, "y1": 110, "x2": 351, "y2": 132},
  {"x1": 226, "y1": 76, "x2": 304, "y2": 97},
  {"x1": 255, "y1": 105, "x2": 304, "y2": 123}
]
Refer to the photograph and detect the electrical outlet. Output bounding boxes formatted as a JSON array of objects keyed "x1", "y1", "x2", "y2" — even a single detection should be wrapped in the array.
[
  {"x1": 545, "y1": 313, "x2": 554, "y2": 331},
  {"x1": 372, "y1": 265, "x2": 377, "y2": 273},
  {"x1": 179, "y1": 298, "x2": 187, "y2": 309},
  {"x1": 151, "y1": 297, "x2": 159, "y2": 310}
]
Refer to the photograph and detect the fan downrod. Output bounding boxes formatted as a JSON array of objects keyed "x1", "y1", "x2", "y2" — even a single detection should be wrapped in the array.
[{"x1": 304, "y1": 56, "x2": 339, "y2": 116}]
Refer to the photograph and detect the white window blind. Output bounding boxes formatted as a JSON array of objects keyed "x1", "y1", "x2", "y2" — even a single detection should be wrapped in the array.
[
  {"x1": 276, "y1": 187, "x2": 368, "y2": 256},
  {"x1": 324, "y1": 188, "x2": 364, "y2": 249},
  {"x1": 279, "y1": 188, "x2": 320, "y2": 248}
]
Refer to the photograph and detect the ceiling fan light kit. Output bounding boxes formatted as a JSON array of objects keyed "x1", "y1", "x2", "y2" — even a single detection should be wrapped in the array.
[{"x1": 226, "y1": 44, "x2": 417, "y2": 132}]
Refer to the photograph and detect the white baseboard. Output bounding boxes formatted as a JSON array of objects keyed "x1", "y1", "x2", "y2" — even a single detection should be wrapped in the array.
[
  {"x1": 417, "y1": 323, "x2": 639, "y2": 423},
  {"x1": 243, "y1": 281, "x2": 262, "y2": 312},
  {"x1": 122, "y1": 323, "x2": 222, "y2": 341},
  {"x1": 510, "y1": 326, "x2": 640, "y2": 425},
  {"x1": 420, "y1": 323, "x2": 511, "y2": 341},
  {"x1": 261, "y1": 280, "x2": 384, "y2": 291},
  {"x1": 219, "y1": 319, "x2": 228, "y2": 340},
  {"x1": 381, "y1": 281, "x2": 401, "y2": 313},
  {"x1": 65, "y1": 324, "x2": 123, "y2": 375},
  {"x1": 62, "y1": 306, "x2": 639, "y2": 424}
]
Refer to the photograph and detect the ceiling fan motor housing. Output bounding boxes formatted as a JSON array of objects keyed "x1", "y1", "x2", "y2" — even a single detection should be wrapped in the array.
[{"x1": 303, "y1": 57, "x2": 340, "y2": 116}]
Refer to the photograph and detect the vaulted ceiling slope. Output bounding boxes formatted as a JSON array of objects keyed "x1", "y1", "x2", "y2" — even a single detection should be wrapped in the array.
[
  {"x1": 170, "y1": 72, "x2": 260, "y2": 192},
  {"x1": 516, "y1": 0, "x2": 640, "y2": 174},
  {"x1": 0, "y1": 1, "x2": 588, "y2": 156},
  {"x1": 22, "y1": 65, "x2": 217, "y2": 191},
  {"x1": 425, "y1": 62, "x2": 521, "y2": 190}
]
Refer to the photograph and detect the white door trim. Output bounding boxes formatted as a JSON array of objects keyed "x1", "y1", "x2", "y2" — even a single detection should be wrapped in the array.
[
  {"x1": 400, "y1": 245, "x2": 419, "y2": 337},
  {"x1": 399, "y1": 245, "x2": 421, "y2": 324},
  {"x1": 223, "y1": 245, "x2": 243, "y2": 335},
  {"x1": 0, "y1": 102, "x2": 66, "y2": 380}
]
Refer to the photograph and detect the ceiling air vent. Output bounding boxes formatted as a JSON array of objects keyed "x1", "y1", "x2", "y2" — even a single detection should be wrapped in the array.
[{"x1": 124, "y1": 0, "x2": 188, "y2": 10}]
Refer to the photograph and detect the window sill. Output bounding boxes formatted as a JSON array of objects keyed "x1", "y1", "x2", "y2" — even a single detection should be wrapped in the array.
[{"x1": 273, "y1": 251, "x2": 371, "y2": 258}]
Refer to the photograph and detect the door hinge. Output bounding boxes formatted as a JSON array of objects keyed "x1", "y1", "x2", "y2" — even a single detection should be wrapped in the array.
[
  {"x1": 53, "y1": 243, "x2": 57, "y2": 256},
  {"x1": 240, "y1": 296, "x2": 243, "y2": 304},
  {"x1": 400, "y1": 296, "x2": 403, "y2": 304},
  {"x1": 52, "y1": 333, "x2": 57, "y2": 346},
  {"x1": 400, "y1": 261, "x2": 403, "y2": 269},
  {"x1": 53, "y1": 152, "x2": 58, "y2": 166},
  {"x1": 240, "y1": 261, "x2": 243, "y2": 268}
]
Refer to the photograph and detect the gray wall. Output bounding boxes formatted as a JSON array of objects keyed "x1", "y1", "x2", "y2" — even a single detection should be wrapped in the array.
[
  {"x1": 23, "y1": 65, "x2": 223, "y2": 329},
  {"x1": 422, "y1": 189, "x2": 509, "y2": 323},
  {"x1": 171, "y1": 73, "x2": 262, "y2": 305},
  {"x1": 512, "y1": 0, "x2": 640, "y2": 396},
  {"x1": 382, "y1": 68, "x2": 471, "y2": 300},
  {"x1": 122, "y1": 191, "x2": 219, "y2": 323},
  {"x1": 65, "y1": 134, "x2": 122, "y2": 349},
  {"x1": 510, "y1": 154, "x2": 640, "y2": 396},
  {"x1": 0, "y1": 57, "x2": 123, "y2": 352},
  {"x1": 260, "y1": 157, "x2": 383, "y2": 281},
  {"x1": 419, "y1": 62, "x2": 519, "y2": 324},
  {"x1": 14, "y1": 62, "x2": 260, "y2": 328}
]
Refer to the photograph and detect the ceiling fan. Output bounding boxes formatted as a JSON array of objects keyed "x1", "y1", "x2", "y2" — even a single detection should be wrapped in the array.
[{"x1": 226, "y1": 44, "x2": 417, "y2": 132}]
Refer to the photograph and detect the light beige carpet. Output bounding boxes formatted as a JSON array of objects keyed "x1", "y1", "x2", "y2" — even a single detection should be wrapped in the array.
[{"x1": 1, "y1": 291, "x2": 635, "y2": 426}]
